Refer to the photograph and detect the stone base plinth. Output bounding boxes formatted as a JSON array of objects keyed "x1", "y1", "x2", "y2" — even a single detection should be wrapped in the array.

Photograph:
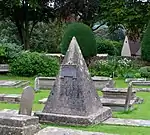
[
  {"x1": 34, "y1": 107, "x2": 112, "y2": 126},
  {"x1": 0, "y1": 112, "x2": 40, "y2": 135}
]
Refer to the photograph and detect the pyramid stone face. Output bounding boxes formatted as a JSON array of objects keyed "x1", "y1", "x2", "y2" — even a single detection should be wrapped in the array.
[
  {"x1": 121, "y1": 36, "x2": 131, "y2": 56},
  {"x1": 35, "y1": 37, "x2": 112, "y2": 125},
  {"x1": 43, "y1": 37, "x2": 102, "y2": 116}
]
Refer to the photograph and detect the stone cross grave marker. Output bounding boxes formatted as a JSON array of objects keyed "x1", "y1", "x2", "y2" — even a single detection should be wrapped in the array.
[
  {"x1": 124, "y1": 82, "x2": 133, "y2": 111},
  {"x1": 19, "y1": 86, "x2": 34, "y2": 115}
]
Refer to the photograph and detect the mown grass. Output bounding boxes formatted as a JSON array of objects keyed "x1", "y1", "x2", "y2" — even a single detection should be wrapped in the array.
[{"x1": 0, "y1": 75, "x2": 150, "y2": 134}]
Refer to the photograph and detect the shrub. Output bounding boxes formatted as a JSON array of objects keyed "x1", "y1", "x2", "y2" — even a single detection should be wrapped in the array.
[
  {"x1": 0, "y1": 42, "x2": 22, "y2": 63},
  {"x1": 96, "y1": 37, "x2": 122, "y2": 56},
  {"x1": 139, "y1": 66, "x2": 150, "y2": 78},
  {"x1": 10, "y1": 52, "x2": 59, "y2": 77},
  {"x1": 61, "y1": 22, "x2": 97, "y2": 58},
  {"x1": 134, "y1": 73, "x2": 141, "y2": 78},
  {"x1": 141, "y1": 20, "x2": 150, "y2": 61},
  {"x1": 89, "y1": 57, "x2": 139, "y2": 78}
]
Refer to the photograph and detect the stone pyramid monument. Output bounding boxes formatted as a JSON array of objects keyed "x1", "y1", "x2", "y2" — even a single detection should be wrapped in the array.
[
  {"x1": 35, "y1": 37, "x2": 112, "y2": 125},
  {"x1": 121, "y1": 36, "x2": 131, "y2": 56}
]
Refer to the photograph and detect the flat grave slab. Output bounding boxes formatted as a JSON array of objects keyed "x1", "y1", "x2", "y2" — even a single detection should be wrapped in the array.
[
  {"x1": 102, "y1": 88, "x2": 136, "y2": 99},
  {"x1": 125, "y1": 78, "x2": 146, "y2": 83},
  {"x1": 0, "y1": 109, "x2": 35, "y2": 116},
  {"x1": 0, "y1": 112, "x2": 40, "y2": 135},
  {"x1": 101, "y1": 98, "x2": 136, "y2": 111},
  {"x1": 132, "y1": 80, "x2": 150, "y2": 86},
  {"x1": 0, "y1": 80, "x2": 30, "y2": 88},
  {"x1": 103, "y1": 118, "x2": 150, "y2": 127},
  {"x1": 0, "y1": 94, "x2": 21, "y2": 103},
  {"x1": 35, "y1": 127, "x2": 117, "y2": 135}
]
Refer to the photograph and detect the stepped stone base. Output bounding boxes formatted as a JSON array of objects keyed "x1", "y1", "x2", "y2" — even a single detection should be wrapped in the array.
[
  {"x1": 35, "y1": 127, "x2": 117, "y2": 135},
  {"x1": 34, "y1": 107, "x2": 112, "y2": 126},
  {"x1": 0, "y1": 112, "x2": 40, "y2": 135}
]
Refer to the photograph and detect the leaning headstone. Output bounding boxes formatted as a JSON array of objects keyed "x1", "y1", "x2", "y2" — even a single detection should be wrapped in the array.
[
  {"x1": 124, "y1": 82, "x2": 133, "y2": 111},
  {"x1": 35, "y1": 37, "x2": 112, "y2": 125},
  {"x1": 19, "y1": 86, "x2": 34, "y2": 116}
]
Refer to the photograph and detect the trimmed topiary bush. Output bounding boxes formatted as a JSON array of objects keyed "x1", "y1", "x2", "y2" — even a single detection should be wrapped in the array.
[
  {"x1": 141, "y1": 20, "x2": 150, "y2": 61},
  {"x1": 60, "y1": 23, "x2": 97, "y2": 58},
  {"x1": 10, "y1": 52, "x2": 59, "y2": 77}
]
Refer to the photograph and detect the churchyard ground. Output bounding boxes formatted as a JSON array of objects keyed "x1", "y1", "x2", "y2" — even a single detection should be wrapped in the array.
[{"x1": 0, "y1": 75, "x2": 150, "y2": 135}]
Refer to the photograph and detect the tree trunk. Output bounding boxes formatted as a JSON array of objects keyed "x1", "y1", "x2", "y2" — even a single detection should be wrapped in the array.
[{"x1": 24, "y1": 21, "x2": 30, "y2": 50}]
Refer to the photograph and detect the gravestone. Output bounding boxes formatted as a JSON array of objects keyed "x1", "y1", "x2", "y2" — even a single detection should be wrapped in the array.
[
  {"x1": 35, "y1": 37, "x2": 112, "y2": 125},
  {"x1": 101, "y1": 87, "x2": 137, "y2": 111},
  {"x1": 124, "y1": 82, "x2": 133, "y2": 111},
  {"x1": 19, "y1": 86, "x2": 34, "y2": 116},
  {"x1": 0, "y1": 112, "x2": 40, "y2": 135}
]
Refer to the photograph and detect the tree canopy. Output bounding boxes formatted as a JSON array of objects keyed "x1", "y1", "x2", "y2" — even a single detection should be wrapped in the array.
[
  {"x1": 0, "y1": 0, "x2": 100, "y2": 50},
  {"x1": 99, "y1": 0, "x2": 150, "y2": 40}
]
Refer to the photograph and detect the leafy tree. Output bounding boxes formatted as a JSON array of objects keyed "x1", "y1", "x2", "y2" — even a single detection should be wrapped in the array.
[
  {"x1": 0, "y1": 0, "x2": 100, "y2": 50},
  {"x1": 30, "y1": 21, "x2": 66, "y2": 53},
  {"x1": 99, "y1": 0, "x2": 150, "y2": 40},
  {"x1": 141, "y1": 20, "x2": 150, "y2": 61},
  {"x1": 0, "y1": 0, "x2": 55, "y2": 50}
]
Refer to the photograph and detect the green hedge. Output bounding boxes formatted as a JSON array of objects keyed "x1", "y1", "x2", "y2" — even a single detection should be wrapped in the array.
[
  {"x1": 61, "y1": 22, "x2": 97, "y2": 58},
  {"x1": 96, "y1": 37, "x2": 122, "y2": 56},
  {"x1": 141, "y1": 20, "x2": 150, "y2": 61},
  {"x1": 10, "y1": 52, "x2": 59, "y2": 77}
]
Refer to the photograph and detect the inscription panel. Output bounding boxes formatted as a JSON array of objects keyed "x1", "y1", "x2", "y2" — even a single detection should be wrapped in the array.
[{"x1": 60, "y1": 65, "x2": 77, "y2": 78}]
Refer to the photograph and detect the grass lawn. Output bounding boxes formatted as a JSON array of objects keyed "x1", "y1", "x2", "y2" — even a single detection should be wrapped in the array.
[{"x1": 0, "y1": 75, "x2": 150, "y2": 134}]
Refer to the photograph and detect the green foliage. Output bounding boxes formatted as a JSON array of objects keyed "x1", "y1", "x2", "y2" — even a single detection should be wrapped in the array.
[
  {"x1": 134, "y1": 73, "x2": 141, "y2": 78},
  {"x1": 61, "y1": 23, "x2": 97, "y2": 58},
  {"x1": 141, "y1": 20, "x2": 150, "y2": 61},
  {"x1": 0, "y1": 45, "x2": 5, "y2": 56},
  {"x1": 89, "y1": 57, "x2": 138, "y2": 78},
  {"x1": 0, "y1": 42, "x2": 22, "y2": 63},
  {"x1": 99, "y1": 0, "x2": 150, "y2": 39},
  {"x1": 10, "y1": 52, "x2": 59, "y2": 77},
  {"x1": 30, "y1": 22, "x2": 66, "y2": 53},
  {"x1": 0, "y1": 20, "x2": 21, "y2": 45},
  {"x1": 96, "y1": 37, "x2": 122, "y2": 56},
  {"x1": 139, "y1": 66, "x2": 150, "y2": 78},
  {"x1": 0, "y1": 20, "x2": 22, "y2": 63}
]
